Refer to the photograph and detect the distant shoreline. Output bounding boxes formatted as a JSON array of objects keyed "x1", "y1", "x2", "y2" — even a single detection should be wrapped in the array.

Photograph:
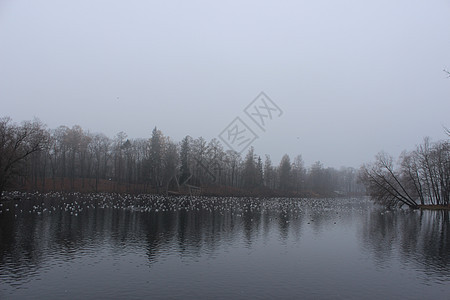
[{"x1": 417, "y1": 204, "x2": 450, "y2": 211}]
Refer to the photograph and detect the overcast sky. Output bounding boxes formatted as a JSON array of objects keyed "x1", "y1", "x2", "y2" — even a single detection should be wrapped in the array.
[{"x1": 1, "y1": 0, "x2": 449, "y2": 168}]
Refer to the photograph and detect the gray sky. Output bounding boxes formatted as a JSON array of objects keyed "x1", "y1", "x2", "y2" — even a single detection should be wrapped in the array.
[{"x1": 1, "y1": 0, "x2": 449, "y2": 168}]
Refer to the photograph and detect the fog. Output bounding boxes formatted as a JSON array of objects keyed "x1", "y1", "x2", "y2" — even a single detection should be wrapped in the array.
[{"x1": 1, "y1": 0, "x2": 449, "y2": 168}]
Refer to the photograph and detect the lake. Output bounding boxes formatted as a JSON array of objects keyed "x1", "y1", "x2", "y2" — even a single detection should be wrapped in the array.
[{"x1": 0, "y1": 193, "x2": 449, "y2": 299}]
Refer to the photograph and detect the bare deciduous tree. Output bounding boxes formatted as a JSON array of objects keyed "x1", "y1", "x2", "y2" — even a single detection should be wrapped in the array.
[
  {"x1": 0, "y1": 117, "x2": 48, "y2": 199},
  {"x1": 360, "y1": 152, "x2": 419, "y2": 208},
  {"x1": 360, "y1": 139, "x2": 449, "y2": 208}
]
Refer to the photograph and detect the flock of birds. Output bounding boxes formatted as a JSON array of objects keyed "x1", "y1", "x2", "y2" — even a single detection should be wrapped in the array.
[{"x1": 0, "y1": 191, "x2": 368, "y2": 221}]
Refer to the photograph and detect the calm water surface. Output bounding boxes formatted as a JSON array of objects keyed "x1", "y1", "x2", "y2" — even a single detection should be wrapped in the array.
[{"x1": 0, "y1": 194, "x2": 449, "y2": 299}]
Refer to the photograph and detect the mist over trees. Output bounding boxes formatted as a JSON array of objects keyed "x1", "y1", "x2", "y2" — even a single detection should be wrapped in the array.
[
  {"x1": 0, "y1": 117, "x2": 364, "y2": 199},
  {"x1": 360, "y1": 137, "x2": 449, "y2": 208}
]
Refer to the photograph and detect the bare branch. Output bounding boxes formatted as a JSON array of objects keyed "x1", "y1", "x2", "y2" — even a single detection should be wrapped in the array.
[{"x1": 443, "y1": 125, "x2": 450, "y2": 137}]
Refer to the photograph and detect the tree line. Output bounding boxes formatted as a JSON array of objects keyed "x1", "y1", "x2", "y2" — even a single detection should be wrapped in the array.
[
  {"x1": 360, "y1": 135, "x2": 449, "y2": 208},
  {"x1": 0, "y1": 116, "x2": 364, "y2": 199}
]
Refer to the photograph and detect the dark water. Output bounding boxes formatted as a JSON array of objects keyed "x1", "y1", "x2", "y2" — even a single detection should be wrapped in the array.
[{"x1": 0, "y1": 193, "x2": 449, "y2": 299}]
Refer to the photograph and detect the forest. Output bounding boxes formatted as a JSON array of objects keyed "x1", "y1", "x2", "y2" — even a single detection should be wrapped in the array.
[{"x1": 0, "y1": 116, "x2": 364, "y2": 199}]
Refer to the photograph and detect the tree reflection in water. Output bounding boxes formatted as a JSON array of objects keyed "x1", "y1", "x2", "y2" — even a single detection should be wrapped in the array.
[
  {"x1": 360, "y1": 208, "x2": 449, "y2": 277},
  {"x1": 0, "y1": 195, "x2": 308, "y2": 284}
]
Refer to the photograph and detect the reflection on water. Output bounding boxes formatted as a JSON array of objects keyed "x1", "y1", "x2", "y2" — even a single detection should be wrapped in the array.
[
  {"x1": 360, "y1": 208, "x2": 450, "y2": 279},
  {"x1": 0, "y1": 194, "x2": 449, "y2": 299}
]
